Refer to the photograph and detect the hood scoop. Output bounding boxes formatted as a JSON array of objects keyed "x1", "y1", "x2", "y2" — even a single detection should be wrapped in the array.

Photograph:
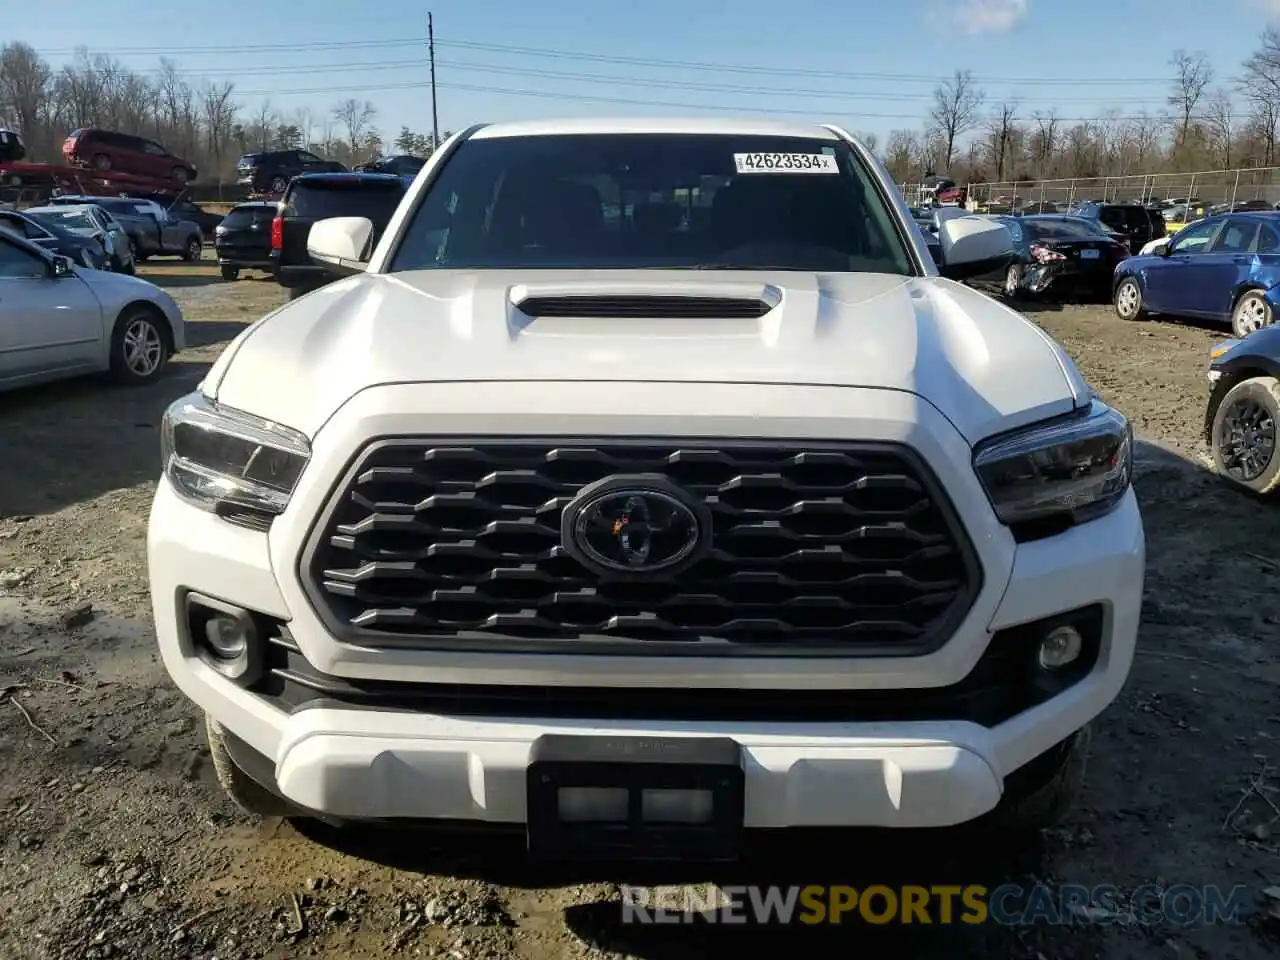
[{"x1": 515, "y1": 294, "x2": 775, "y2": 319}]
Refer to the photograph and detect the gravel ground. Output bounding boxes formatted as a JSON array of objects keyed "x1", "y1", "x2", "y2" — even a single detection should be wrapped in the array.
[{"x1": 2, "y1": 263, "x2": 1279, "y2": 959}]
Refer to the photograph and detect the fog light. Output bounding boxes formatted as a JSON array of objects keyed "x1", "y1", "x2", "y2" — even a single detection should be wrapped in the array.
[
  {"x1": 186, "y1": 594, "x2": 265, "y2": 685},
  {"x1": 204, "y1": 616, "x2": 249, "y2": 659},
  {"x1": 1038, "y1": 625, "x2": 1083, "y2": 670}
]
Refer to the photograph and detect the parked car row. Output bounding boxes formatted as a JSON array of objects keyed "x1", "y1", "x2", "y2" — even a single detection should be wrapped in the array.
[
  {"x1": 0, "y1": 226, "x2": 184, "y2": 392},
  {"x1": 48, "y1": 195, "x2": 203, "y2": 262},
  {"x1": 215, "y1": 171, "x2": 413, "y2": 295}
]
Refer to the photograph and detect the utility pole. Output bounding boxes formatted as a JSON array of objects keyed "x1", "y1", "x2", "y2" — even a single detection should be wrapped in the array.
[{"x1": 428, "y1": 12, "x2": 439, "y2": 152}]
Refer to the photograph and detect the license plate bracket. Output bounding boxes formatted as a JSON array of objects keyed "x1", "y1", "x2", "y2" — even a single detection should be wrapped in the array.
[
  {"x1": 526, "y1": 735, "x2": 744, "y2": 862},
  {"x1": 1080, "y1": 248, "x2": 1101, "y2": 259}
]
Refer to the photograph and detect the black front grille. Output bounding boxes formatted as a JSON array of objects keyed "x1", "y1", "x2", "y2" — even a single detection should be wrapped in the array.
[
  {"x1": 515, "y1": 296, "x2": 772, "y2": 319},
  {"x1": 248, "y1": 606, "x2": 1101, "y2": 726},
  {"x1": 301, "y1": 439, "x2": 980, "y2": 655}
]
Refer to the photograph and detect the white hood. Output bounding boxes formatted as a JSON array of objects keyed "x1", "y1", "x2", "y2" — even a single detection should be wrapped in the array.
[{"x1": 207, "y1": 270, "x2": 1087, "y2": 443}]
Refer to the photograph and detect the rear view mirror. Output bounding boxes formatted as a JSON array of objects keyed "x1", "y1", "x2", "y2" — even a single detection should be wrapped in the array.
[
  {"x1": 936, "y1": 216, "x2": 1014, "y2": 280},
  {"x1": 308, "y1": 216, "x2": 374, "y2": 274}
]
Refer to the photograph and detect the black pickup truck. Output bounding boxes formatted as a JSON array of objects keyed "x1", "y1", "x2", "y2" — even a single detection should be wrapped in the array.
[{"x1": 272, "y1": 172, "x2": 409, "y2": 298}]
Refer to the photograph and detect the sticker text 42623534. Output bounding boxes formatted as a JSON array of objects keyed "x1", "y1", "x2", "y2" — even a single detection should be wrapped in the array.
[{"x1": 733, "y1": 153, "x2": 839, "y2": 174}]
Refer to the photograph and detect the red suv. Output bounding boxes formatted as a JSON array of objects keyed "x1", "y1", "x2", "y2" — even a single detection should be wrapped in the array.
[{"x1": 62, "y1": 129, "x2": 197, "y2": 184}]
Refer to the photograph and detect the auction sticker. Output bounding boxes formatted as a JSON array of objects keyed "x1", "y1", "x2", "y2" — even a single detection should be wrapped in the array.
[{"x1": 733, "y1": 152, "x2": 839, "y2": 174}]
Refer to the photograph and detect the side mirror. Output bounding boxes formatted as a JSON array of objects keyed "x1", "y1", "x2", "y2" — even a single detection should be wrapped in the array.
[
  {"x1": 936, "y1": 216, "x2": 1014, "y2": 280},
  {"x1": 49, "y1": 255, "x2": 74, "y2": 278},
  {"x1": 307, "y1": 216, "x2": 374, "y2": 275},
  {"x1": 1156, "y1": 240, "x2": 1172, "y2": 257}
]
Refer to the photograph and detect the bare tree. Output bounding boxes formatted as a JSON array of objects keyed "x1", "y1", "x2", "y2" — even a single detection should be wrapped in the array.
[
  {"x1": 853, "y1": 130, "x2": 878, "y2": 154},
  {"x1": 983, "y1": 102, "x2": 1018, "y2": 181},
  {"x1": 1205, "y1": 89, "x2": 1235, "y2": 168},
  {"x1": 929, "y1": 69, "x2": 985, "y2": 171},
  {"x1": 1241, "y1": 28, "x2": 1280, "y2": 166},
  {"x1": 1168, "y1": 49, "x2": 1213, "y2": 151},
  {"x1": 1028, "y1": 109, "x2": 1059, "y2": 177},
  {"x1": 882, "y1": 129, "x2": 920, "y2": 183},
  {"x1": 251, "y1": 100, "x2": 275, "y2": 152},
  {"x1": 200, "y1": 80, "x2": 236, "y2": 177},
  {"x1": 291, "y1": 106, "x2": 314, "y2": 148},
  {"x1": 1125, "y1": 112, "x2": 1161, "y2": 169},
  {"x1": 333, "y1": 98, "x2": 377, "y2": 155},
  {"x1": 0, "y1": 42, "x2": 52, "y2": 155}
]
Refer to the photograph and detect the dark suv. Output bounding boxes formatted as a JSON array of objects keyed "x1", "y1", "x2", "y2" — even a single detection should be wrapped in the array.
[
  {"x1": 215, "y1": 200, "x2": 278, "y2": 280},
  {"x1": 237, "y1": 150, "x2": 346, "y2": 194},
  {"x1": 1072, "y1": 202, "x2": 1166, "y2": 254},
  {"x1": 271, "y1": 172, "x2": 408, "y2": 297}
]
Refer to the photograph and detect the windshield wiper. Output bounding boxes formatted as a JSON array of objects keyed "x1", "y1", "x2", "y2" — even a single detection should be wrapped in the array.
[{"x1": 675, "y1": 263, "x2": 812, "y2": 271}]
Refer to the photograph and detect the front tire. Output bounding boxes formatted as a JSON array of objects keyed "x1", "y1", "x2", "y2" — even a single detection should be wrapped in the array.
[
  {"x1": 1210, "y1": 375, "x2": 1280, "y2": 495},
  {"x1": 1003, "y1": 264, "x2": 1022, "y2": 298},
  {"x1": 1231, "y1": 291, "x2": 1274, "y2": 338},
  {"x1": 108, "y1": 307, "x2": 170, "y2": 385},
  {"x1": 182, "y1": 237, "x2": 201, "y2": 262},
  {"x1": 206, "y1": 717, "x2": 295, "y2": 818},
  {"x1": 220, "y1": 264, "x2": 240, "y2": 281},
  {"x1": 1114, "y1": 276, "x2": 1145, "y2": 320}
]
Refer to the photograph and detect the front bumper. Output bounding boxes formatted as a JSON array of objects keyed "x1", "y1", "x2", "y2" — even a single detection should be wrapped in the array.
[
  {"x1": 148, "y1": 382, "x2": 1144, "y2": 829},
  {"x1": 1020, "y1": 262, "x2": 1118, "y2": 296}
]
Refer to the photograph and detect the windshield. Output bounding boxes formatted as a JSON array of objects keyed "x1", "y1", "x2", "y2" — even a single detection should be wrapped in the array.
[
  {"x1": 29, "y1": 210, "x2": 93, "y2": 234},
  {"x1": 389, "y1": 133, "x2": 913, "y2": 274},
  {"x1": 1025, "y1": 218, "x2": 1111, "y2": 240},
  {"x1": 285, "y1": 181, "x2": 406, "y2": 221}
]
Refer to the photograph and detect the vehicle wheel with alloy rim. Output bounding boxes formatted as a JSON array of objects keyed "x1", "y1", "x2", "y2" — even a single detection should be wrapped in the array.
[
  {"x1": 183, "y1": 238, "x2": 201, "y2": 262},
  {"x1": 1114, "y1": 277, "x2": 1145, "y2": 320},
  {"x1": 109, "y1": 307, "x2": 171, "y2": 385},
  {"x1": 1210, "y1": 376, "x2": 1280, "y2": 495},
  {"x1": 270, "y1": 175, "x2": 288, "y2": 193},
  {"x1": 171, "y1": 166, "x2": 189, "y2": 183},
  {"x1": 1231, "y1": 291, "x2": 1274, "y2": 338},
  {"x1": 1003, "y1": 264, "x2": 1022, "y2": 298},
  {"x1": 91, "y1": 153, "x2": 111, "y2": 171}
]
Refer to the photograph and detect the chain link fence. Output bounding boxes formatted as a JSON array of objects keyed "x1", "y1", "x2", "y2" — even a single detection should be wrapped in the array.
[{"x1": 901, "y1": 166, "x2": 1280, "y2": 212}]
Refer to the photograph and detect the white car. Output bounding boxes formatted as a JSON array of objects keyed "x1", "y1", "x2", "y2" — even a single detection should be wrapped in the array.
[
  {"x1": 149, "y1": 118, "x2": 1143, "y2": 855},
  {"x1": 0, "y1": 230, "x2": 185, "y2": 391},
  {"x1": 1139, "y1": 236, "x2": 1170, "y2": 256}
]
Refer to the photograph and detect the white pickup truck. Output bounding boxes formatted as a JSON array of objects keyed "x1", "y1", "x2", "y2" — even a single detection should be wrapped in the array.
[{"x1": 149, "y1": 118, "x2": 1143, "y2": 862}]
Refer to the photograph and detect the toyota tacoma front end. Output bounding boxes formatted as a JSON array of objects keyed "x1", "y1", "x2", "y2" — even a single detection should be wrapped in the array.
[{"x1": 148, "y1": 119, "x2": 1143, "y2": 859}]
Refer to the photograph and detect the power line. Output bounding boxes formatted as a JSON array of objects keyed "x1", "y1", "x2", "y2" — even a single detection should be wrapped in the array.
[
  {"x1": 429, "y1": 38, "x2": 1174, "y2": 87},
  {"x1": 228, "y1": 76, "x2": 1227, "y2": 125},
  {"x1": 113, "y1": 55, "x2": 1183, "y2": 107},
  {"x1": 27, "y1": 35, "x2": 1180, "y2": 88}
]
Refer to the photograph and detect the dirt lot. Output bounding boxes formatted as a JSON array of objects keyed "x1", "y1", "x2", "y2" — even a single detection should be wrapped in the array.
[{"x1": 2, "y1": 261, "x2": 1279, "y2": 960}]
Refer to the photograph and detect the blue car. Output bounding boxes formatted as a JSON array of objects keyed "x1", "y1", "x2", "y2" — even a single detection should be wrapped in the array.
[
  {"x1": 1112, "y1": 211, "x2": 1280, "y2": 338},
  {"x1": 1203, "y1": 327, "x2": 1280, "y2": 494}
]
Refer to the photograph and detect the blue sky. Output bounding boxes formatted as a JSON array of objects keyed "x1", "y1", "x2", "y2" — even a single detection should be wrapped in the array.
[{"x1": 15, "y1": 0, "x2": 1280, "y2": 144}]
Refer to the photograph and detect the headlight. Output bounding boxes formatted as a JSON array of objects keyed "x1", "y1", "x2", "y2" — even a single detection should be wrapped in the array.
[
  {"x1": 973, "y1": 401, "x2": 1132, "y2": 532},
  {"x1": 160, "y1": 392, "x2": 310, "y2": 517}
]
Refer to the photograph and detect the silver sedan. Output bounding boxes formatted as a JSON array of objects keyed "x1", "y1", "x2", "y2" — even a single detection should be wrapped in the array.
[{"x1": 0, "y1": 230, "x2": 186, "y2": 392}]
